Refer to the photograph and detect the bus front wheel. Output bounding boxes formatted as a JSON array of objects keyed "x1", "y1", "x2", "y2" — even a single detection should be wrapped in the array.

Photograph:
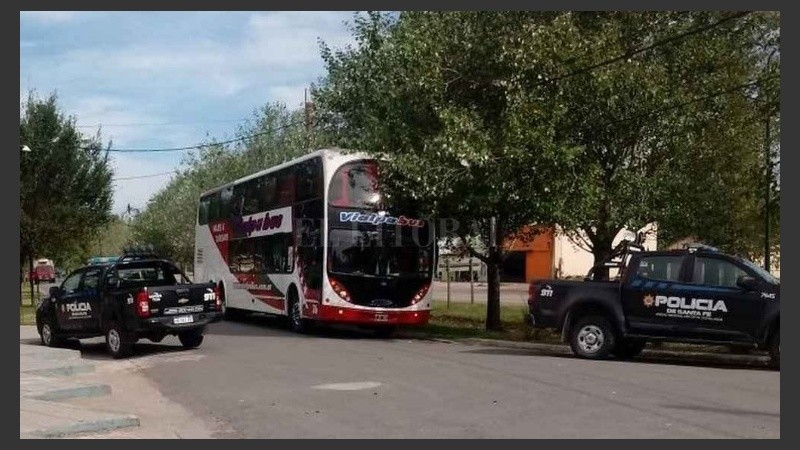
[{"x1": 288, "y1": 288, "x2": 313, "y2": 334}]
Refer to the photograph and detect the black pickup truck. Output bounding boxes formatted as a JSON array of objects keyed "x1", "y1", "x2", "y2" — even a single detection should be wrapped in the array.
[
  {"x1": 36, "y1": 251, "x2": 222, "y2": 358},
  {"x1": 528, "y1": 242, "x2": 780, "y2": 367}
]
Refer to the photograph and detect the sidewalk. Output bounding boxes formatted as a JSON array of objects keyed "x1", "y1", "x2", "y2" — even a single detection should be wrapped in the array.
[{"x1": 20, "y1": 326, "x2": 220, "y2": 438}]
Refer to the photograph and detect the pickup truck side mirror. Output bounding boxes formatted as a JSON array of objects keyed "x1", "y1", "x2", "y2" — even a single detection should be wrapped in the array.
[
  {"x1": 736, "y1": 275, "x2": 759, "y2": 292},
  {"x1": 48, "y1": 286, "x2": 60, "y2": 298}
]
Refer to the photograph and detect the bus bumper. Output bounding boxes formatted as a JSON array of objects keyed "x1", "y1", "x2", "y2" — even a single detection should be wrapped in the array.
[{"x1": 316, "y1": 305, "x2": 430, "y2": 326}]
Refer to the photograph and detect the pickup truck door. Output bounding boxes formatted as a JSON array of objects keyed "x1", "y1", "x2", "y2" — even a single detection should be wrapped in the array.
[
  {"x1": 683, "y1": 255, "x2": 764, "y2": 340},
  {"x1": 57, "y1": 267, "x2": 103, "y2": 332},
  {"x1": 621, "y1": 253, "x2": 692, "y2": 336},
  {"x1": 55, "y1": 269, "x2": 85, "y2": 331},
  {"x1": 76, "y1": 267, "x2": 104, "y2": 333}
]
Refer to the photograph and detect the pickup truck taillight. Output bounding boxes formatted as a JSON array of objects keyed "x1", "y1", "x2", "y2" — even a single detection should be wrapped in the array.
[
  {"x1": 213, "y1": 285, "x2": 222, "y2": 310},
  {"x1": 135, "y1": 288, "x2": 150, "y2": 318},
  {"x1": 528, "y1": 282, "x2": 539, "y2": 306}
]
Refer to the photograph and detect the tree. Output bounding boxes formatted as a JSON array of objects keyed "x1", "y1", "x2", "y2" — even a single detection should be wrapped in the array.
[
  {"x1": 314, "y1": 12, "x2": 582, "y2": 330},
  {"x1": 20, "y1": 91, "x2": 114, "y2": 290},
  {"x1": 657, "y1": 13, "x2": 780, "y2": 264},
  {"x1": 519, "y1": 11, "x2": 780, "y2": 274}
]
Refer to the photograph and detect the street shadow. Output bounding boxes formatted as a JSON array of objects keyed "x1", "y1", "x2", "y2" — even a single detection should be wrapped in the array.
[
  {"x1": 19, "y1": 335, "x2": 189, "y2": 360},
  {"x1": 459, "y1": 346, "x2": 776, "y2": 371},
  {"x1": 205, "y1": 313, "x2": 396, "y2": 341},
  {"x1": 76, "y1": 338, "x2": 188, "y2": 361}
]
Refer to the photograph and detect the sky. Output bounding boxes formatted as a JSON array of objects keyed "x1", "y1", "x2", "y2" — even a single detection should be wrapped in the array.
[{"x1": 20, "y1": 11, "x2": 357, "y2": 215}]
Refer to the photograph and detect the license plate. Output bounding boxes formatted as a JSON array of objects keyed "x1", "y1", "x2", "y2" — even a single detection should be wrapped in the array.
[
  {"x1": 374, "y1": 313, "x2": 389, "y2": 322},
  {"x1": 173, "y1": 315, "x2": 194, "y2": 324}
]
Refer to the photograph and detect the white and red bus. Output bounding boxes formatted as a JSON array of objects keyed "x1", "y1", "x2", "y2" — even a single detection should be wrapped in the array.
[{"x1": 194, "y1": 149, "x2": 434, "y2": 334}]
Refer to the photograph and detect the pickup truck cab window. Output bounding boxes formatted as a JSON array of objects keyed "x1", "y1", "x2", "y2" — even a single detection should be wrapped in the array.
[
  {"x1": 634, "y1": 255, "x2": 683, "y2": 281},
  {"x1": 691, "y1": 256, "x2": 748, "y2": 288},
  {"x1": 81, "y1": 267, "x2": 103, "y2": 291},
  {"x1": 61, "y1": 271, "x2": 82, "y2": 294}
]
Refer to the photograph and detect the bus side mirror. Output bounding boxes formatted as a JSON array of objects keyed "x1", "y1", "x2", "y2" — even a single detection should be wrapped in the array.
[{"x1": 737, "y1": 275, "x2": 759, "y2": 292}]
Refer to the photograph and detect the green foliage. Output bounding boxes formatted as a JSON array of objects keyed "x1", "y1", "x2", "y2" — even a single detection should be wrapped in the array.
[
  {"x1": 130, "y1": 103, "x2": 333, "y2": 269},
  {"x1": 315, "y1": 12, "x2": 581, "y2": 258},
  {"x1": 315, "y1": 11, "x2": 780, "y2": 269},
  {"x1": 20, "y1": 91, "x2": 114, "y2": 277},
  {"x1": 549, "y1": 12, "x2": 780, "y2": 263}
]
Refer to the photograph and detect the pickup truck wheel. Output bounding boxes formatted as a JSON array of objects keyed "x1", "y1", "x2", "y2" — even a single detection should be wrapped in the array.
[
  {"x1": 178, "y1": 330, "x2": 204, "y2": 349},
  {"x1": 570, "y1": 316, "x2": 616, "y2": 359},
  {"x1": 40, "y1": 319, "x2": 64, "y2": 348},
  {"x1": 769, "y1": 329, "x2": 779, "y2": 369},
  {"x1": 106, "y1": 323, "x2": 133, "y2": 359},
  {"x1": 611, "y1": 339, "x2": 646, "y2": 360}
]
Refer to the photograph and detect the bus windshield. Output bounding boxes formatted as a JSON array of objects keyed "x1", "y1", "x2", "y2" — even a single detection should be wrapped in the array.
[
  {"x1": 329, "y1": 160, "x2": 381, "y2": 209},
  {"x1": 328, "y1": 228, "x2": 432, "y2": 278}
]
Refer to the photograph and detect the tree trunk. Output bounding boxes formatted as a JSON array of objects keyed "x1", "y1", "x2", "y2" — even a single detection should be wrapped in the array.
[
  {"x1": 485, "y1": 217, "x2": 503, "y2": 331},
  {"x1": 590, "y1": 229, "x2": 615, "y2": 281},
  {"x1": 28, "y1": 252, "x2": 35, "y2": 306},
  {"x1": 485, "y1": 251, "x2": 502, "y2": 331}
]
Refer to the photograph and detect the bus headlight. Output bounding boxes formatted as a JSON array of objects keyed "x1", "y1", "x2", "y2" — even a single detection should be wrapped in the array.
[
  {"x1": 411, "y1": 283, "x2": 430, "y2": 304},
  {"x1": 328, "y1": 277, "x2": 352, "y2": 302}
]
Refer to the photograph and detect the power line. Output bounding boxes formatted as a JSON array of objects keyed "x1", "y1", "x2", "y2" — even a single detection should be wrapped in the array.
[
  {"x1": 94, "y1": 120, "x2": 304, "y2": 153},
  {"x1": 537, "y1": 11, "x2": 752, "y2": 86},
  {"x1": 611, "y1": 74, "x2": 779, "y2": 126},
  {"x1": 113, "y1": 171, "x2": 175, "y2": 181},
  {"x1": 76, "y1": 118, "x2": 247, "y2": 128}
]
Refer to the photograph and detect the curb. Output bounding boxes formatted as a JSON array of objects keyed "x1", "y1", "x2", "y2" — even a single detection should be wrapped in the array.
[
  {"x1": 30, "y1": 384, "x2": 112, "y2": 402},
  {"x1": 23, "y1": 415, "x2": 140, "y2": 439}
]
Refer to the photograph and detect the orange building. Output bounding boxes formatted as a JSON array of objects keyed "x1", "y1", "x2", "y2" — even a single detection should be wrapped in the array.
[{"x1": 501, "y1": 226, "x2": 555, "y2": 283}]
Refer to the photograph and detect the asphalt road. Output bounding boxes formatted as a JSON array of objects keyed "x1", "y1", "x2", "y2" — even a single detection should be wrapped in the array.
[{"x1": 112, "y1": 316, "x2": 781, "y2": 439}]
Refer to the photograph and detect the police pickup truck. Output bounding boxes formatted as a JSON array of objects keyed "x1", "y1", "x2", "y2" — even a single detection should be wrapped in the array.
[
  {"x1": 36, "y1": 250, "x2": 222, "y2": 358},
  {"x1": 528, "y1": 242, "x2": 780, "y2": 368}
]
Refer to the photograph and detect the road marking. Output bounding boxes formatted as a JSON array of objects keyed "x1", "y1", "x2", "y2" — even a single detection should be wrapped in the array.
[{"x1": 312, "y1": 382, "x2": 382, "y2": 391}]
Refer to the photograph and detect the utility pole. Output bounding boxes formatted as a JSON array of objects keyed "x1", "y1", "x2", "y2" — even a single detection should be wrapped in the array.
[
  {"x1": 469, "y1": 255, "x2": 474, "y2": 304},
  {"x1": 445, "y1": 256, "x2": 451, "y2": 309},
  {"x1": 304, "y1": 88, "x2": 313, "y2": 149},
  {"x1": 764, "y1": 116, "x2": 771, "y2": 271}
]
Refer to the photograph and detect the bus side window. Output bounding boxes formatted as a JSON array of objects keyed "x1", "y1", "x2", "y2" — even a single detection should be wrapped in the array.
[
  {"x1": 208, "y1": 192, "x2": 221, "y2": 222},
  {"x1": 232, "y1": 183, "x2": 247, "y2": 217},
  {"x1": 260, "y1": 175, "x2": 278, "y2": 211},
  {"x1": 277, "y1": 169, "x2": 295, "y2": 207},
  {"x1": 296, "y1": 158, "x2": 322, "y2": 202},
  {"x1": 243, "y1": 178, "x2": 261, "y2": 215},
  {"x1": 220, "y1": 186, "x2": 234, "y2": 219},
  {"x1": 198, "y1": 195, "x2": 210, "y2": 225}
]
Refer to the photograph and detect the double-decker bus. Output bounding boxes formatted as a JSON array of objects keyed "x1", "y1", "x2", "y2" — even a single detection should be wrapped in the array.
[{"x1": 194, "y1": 149, "x2": 435, "y2": 335}]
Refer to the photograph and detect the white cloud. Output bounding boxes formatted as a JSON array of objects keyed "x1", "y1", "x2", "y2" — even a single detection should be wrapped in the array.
[
  {"x1": 268, "y1": 84, "x2": 308, "y2": 109},
  {"x1": 21, "y1": 11, "x2": 83, "y2": 24},
  {"x1": 26, "y1": 12, "x2": 356, "y2": 99},
  {"x1": 110, "y1": 153, "x2": 176, "y2": 214},
  {"x1": 21, "y1": 12, "x2": 358, "y2": 211}
]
